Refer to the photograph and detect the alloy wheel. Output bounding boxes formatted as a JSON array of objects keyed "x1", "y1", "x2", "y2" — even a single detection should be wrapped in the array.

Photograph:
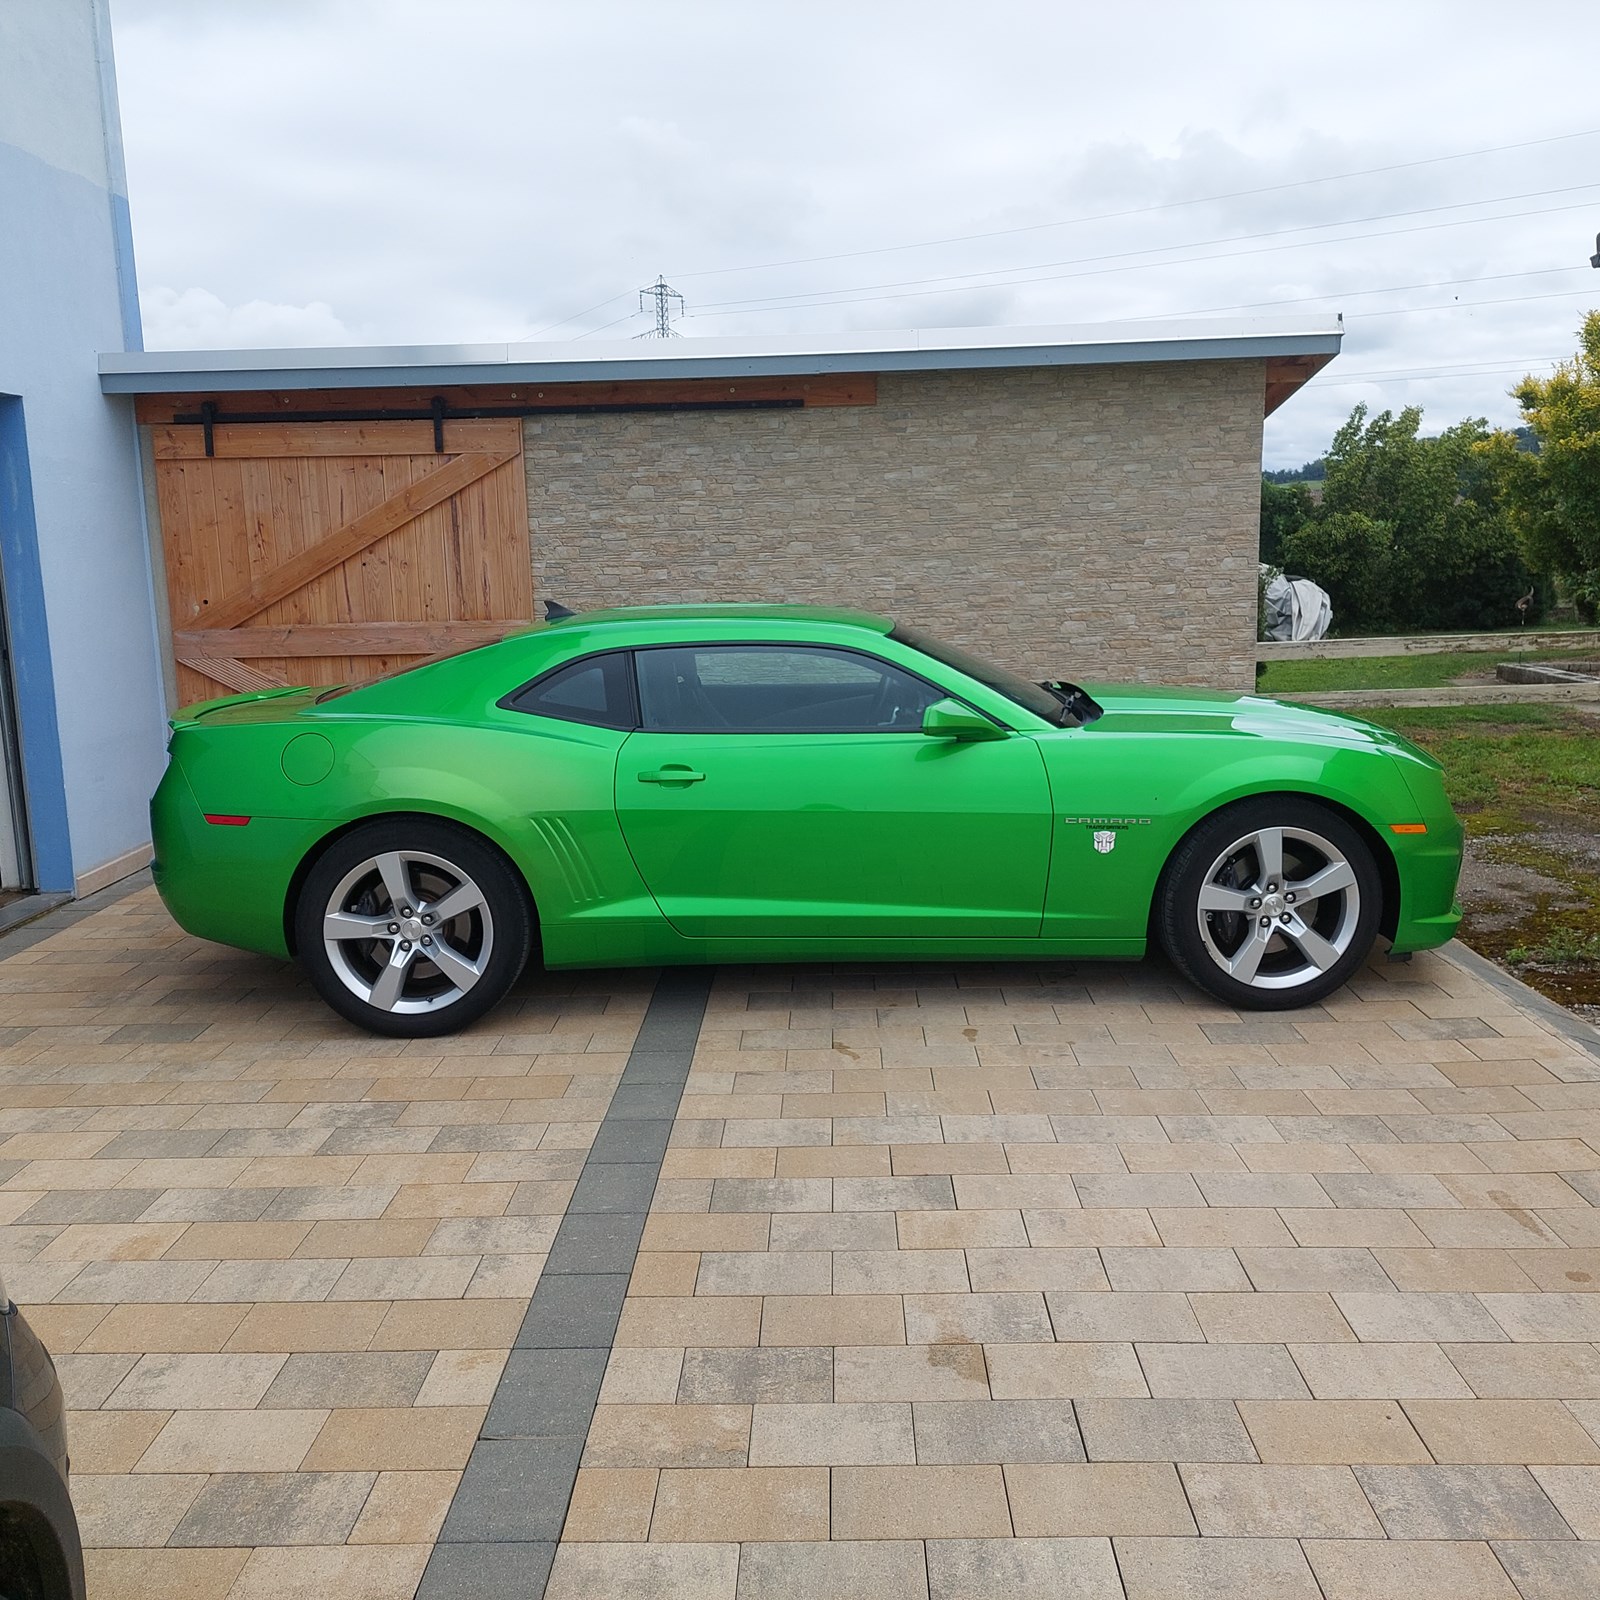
[
  {"x1": 321, "y1": 848, "x2": 495, "y2": 1014},
  {"x1": 1194, "y1": 823, "x2": 1361, "y2": 992}
]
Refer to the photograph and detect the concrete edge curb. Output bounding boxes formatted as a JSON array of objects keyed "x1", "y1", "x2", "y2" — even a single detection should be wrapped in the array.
[
  {"x1": 0, "y1": 868, "x2": 155, "y2": 963},
  {"x1": 1436, "y1": 937, "x2": 1600, "y2": 1063}
]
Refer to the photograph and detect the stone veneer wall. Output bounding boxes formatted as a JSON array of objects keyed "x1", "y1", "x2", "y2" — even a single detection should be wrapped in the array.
[{"x1": 523, "y1": 360, "x2": 1265, "y2": 688}]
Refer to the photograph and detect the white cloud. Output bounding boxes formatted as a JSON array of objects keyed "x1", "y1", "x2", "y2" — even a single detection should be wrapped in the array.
[
  {"x1": 109, "y1": 0, "x2": 1600, "y2": 465},
  {"x1": 138, "y1": 286, "x2": 354, "y2": 349}
]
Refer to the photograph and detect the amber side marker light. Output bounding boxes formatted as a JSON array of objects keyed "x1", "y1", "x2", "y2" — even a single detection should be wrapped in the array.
[
  {"x1": 1389, "y1": 823, "x2": 1428, "y2": 834},
  {"x1": 204, "y1": 815, "x2": 251, "y2": 827}
]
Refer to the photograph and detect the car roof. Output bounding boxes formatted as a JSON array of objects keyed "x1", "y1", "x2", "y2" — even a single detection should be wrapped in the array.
[{"x1": 541, "y1": 603, "x2": 894, "y2": 634}]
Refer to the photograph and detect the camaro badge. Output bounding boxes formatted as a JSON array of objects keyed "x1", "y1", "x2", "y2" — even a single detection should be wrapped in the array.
[{"x1": 1093, "y1": 830, "x2": 1117, "y2": 855}]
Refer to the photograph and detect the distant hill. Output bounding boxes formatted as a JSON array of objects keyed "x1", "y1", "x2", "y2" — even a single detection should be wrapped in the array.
[{"x1": 1263, "y1": 458, "x2": 1325, "y2": 484}]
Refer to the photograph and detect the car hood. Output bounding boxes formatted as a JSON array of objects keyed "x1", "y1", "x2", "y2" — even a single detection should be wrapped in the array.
[{"x1": 1076, "y1": 682, "x2": 1434, "y2": 761}]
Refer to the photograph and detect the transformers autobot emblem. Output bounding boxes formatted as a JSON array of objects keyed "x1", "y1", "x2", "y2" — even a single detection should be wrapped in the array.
[{"x1": 1093, "y1": 830, "x2": 1116, "y2": 855}]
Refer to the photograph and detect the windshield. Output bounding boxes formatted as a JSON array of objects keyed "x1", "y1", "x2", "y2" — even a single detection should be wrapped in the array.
[{"x1": 890, "y1": 623, "x2": 1068, "y2": 726}]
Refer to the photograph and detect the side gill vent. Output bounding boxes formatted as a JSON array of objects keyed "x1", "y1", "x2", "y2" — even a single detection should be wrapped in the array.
[{"x1": 529, "y1": 816, "x2": 603, "y2": 907}]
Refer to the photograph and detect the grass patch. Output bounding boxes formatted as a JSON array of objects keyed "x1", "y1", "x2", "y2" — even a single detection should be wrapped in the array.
[
  {"x1": 1358, "y1": 704, "x2": 1600, "y2": 834},
  {"x1": 1257, "y1": 646, "x2": 1594, "y2": 694}
]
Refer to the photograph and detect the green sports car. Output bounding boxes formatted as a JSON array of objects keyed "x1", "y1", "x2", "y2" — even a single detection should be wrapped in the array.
[{"x1": 150, "y1": 604, "x2": 1463, "y2": 1036}]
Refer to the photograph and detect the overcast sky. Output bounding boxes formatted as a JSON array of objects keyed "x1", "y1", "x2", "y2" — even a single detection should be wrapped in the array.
[{"x1": 110, "y1": 0, "x2": 1600, "y2": 467}]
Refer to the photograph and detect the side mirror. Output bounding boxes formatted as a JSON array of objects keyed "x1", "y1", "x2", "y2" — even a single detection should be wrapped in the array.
[{"x1": 921, "y1": 697, "x2": 1007, "y2": 741}]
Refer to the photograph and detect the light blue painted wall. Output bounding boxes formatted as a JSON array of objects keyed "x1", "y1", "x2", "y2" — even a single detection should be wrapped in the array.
[{"x1": 0, "y1": 0, "x2": 167, "y2": 891}]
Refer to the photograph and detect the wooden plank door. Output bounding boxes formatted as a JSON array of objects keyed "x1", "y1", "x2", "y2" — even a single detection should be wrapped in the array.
[{"x1": 151, "y1": 418, "x2": 533, "y2": 704}]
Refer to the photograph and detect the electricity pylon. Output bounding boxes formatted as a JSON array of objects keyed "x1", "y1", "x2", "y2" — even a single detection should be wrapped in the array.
[{"x1": 637, "y1": 276, "x2": 685, "y2": 338}]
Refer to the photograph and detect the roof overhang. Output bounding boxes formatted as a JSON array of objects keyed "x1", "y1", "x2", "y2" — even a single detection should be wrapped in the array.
[{"x1": 101, "y1": 316, "x2": 1341, "y2": 415}]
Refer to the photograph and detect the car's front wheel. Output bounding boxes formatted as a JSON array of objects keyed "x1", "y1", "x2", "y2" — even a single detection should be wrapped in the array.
[
  {"x1": 294, "y1": 819, "x2": 532, "y2": 1037},
  {"x1": 1158, "y1": 797, "x2": 1382, "y2": 1010}
]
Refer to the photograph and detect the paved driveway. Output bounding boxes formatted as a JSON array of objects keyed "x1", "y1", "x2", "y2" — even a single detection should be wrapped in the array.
[{"x1": 4, "y1": 881, "x2": 1600, "y2": 1598}]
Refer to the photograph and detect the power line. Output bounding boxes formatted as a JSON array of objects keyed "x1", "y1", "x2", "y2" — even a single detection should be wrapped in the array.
[
  {"x1": 686, "y1": 196, "x2": 1600, "y2": 322},
  {"x1": 672, "y1": 126, "x2": 1600, "y2": 282},
  {"x1": 691, "y1": 182, "x2": 1600, "y2": 316}
]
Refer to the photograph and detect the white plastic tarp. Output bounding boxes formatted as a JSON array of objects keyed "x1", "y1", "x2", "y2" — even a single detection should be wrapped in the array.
[{"x1": 1261, "y1": 567, "x2": 1332, "y2": 642}]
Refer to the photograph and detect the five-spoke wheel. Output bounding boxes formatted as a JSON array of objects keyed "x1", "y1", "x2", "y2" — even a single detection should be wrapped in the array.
[
  {"x1": 1159, "y1": 798, "x2": 1381, "y2": 1009},
  {"x1": 295, "y1": 820, "x2": 532, "y2": 1036}
]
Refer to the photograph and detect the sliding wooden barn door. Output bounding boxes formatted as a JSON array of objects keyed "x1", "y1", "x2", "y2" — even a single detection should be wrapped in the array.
[{"x1": 150, "y1": 418, "x2": 533, "y2": 705}]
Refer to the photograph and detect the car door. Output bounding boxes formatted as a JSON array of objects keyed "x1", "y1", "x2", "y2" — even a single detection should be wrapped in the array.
[{"x1": 614, "y1": 642, "x2": 1053, "y2": 939}]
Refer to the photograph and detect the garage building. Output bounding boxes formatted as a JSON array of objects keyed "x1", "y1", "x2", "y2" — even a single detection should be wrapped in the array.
[{"x1": 102, "y1": 317, "x2": 1340, "y2": 715}]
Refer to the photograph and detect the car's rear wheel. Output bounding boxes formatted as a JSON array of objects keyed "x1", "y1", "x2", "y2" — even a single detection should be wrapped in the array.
[
  {"x1": 1158, "y1": 797, "x2": 1382, "y2": 1010},
  {"x1": 294, "y1": 819, "x2": 532, "y2": 1037}
]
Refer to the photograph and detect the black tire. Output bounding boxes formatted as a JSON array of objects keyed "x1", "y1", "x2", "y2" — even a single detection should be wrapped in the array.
[
  {"x1": 1157, "y1": 796, "x2": 1383, "y2": 1011},
  {"x1": 294, "y1": 817, "x2": 533, "y2": 1037}
]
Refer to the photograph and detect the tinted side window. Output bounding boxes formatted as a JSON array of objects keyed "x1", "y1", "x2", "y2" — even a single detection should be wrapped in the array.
[
  {"x1": 507, "y1": 652, "x2": 636, "y2": 729},
  {"x1": 635, "y1": 645, "x2": 944, "y2": 733}
]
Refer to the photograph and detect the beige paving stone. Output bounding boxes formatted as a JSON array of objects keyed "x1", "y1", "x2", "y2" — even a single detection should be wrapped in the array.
[
  {"x1": 1332, "y1": 1290, "x2": 1508, "y2": 1343},
  {"x1": 105, "y1": 1352, "x2": 287, "y2": 1410},
  {"x1": 641, "y1": 1212, "x2": 770, "y2": 1252},
  {"x1": 582, "y1": 1403, "x2": 751, "y2": 1468},
  {"x1": 776, "y1": 1144, "x2": 891, "y2": 1177},
  {"x1": 1149, "y1": 1206, "x2": 1294, "y2": 1246},
  {"x1": 617, "y1": 1295, "x2": 762, "y2": 1348},
  {"x1": 651, "y1": 1465, "x2": 829, "y2": 1541},
  {"x1": 891, "y1": 1142, "x2": 1007, "y2": 1175},
  {"x1": 832, "y1": 1463, "x2": 1010, "y2": 1539},
  {"x1": 223, "y1": 1301, "x2": 389, "y2": 1353},
  {"x1": 347, "y1": 1468, "x2": 459, "y2": 1544},
  {"x1": 134, "y1": 1408, "x2": 327, "y2": 1474},
  {"x1": 964, "y1": 1245, "x2": 1107, "y2": 1292},
  {"x1": 82, "y1": 1547, "x2": 249, "y2": 1600},
  {"x1": 1045, "y1": 1290, "x2": 1204, "y2": 1342},
  {"x1": 761, "y1": 1293, "x2": 905, "y2": 1346},
  {"x1": 300, "y1": 1404, "x2": 484, "y2": 1470},
  {"x1": 72, "y1": 1470, "x2": 207, "y2": 1548},
  {"x1": 1410, "y1": 1208, "x2": 1564, "y2": 1249},
  {"x1": 1531, "y1": 1463, "x2": 1600, "y2": 1534},
  {"x1": 985, "y1": 1341, "x2": 1147, "y2": 1399},
  {"x1": 1140, "y1": 1341, "x2": 1311, "y2": 1399},
  {"x1": 734, "y1": 1540, "x2": 928, "y2": 1599},
  {"x1": 1021, "y1": 1207, "x2": 1160, "y2": 1246},
  {"x1": 1373, "y1": 1248, "x2": 1539, "y2": 1293},
  {"x1": 546, "y1": 1541, "x2": 739, "y2": 1600},
  {"x1": 161, "y1": 1221, "x2": 315, "y2": 1260},
  {"x1": 367, "y1": 1296, "x2": 525, "y2": 1349},
  {"x1": 1445, "y1": 1341, "x2": 1600, "y2": 1399},
  {"x1": 1303, "y1": 1537, "x2": 1519, "y2": 1599},
  {"x1": 1004, "y1": 1462, "x2": 1194, "y2": 1535},
  {"x1": 36, "y1": 1222, "x2": 188, "y2": 1261},
  {"x1": 1290, "y1": 1341, "x2": 1475, "y2": 1399},
  {"x1": 1114, "y1": 1534, "x2": 1320, "y2": 1599},
  {"x1": 1179, "y1": 1462, "x2": 1384, "y2": 1536},
  {"x1": 696, "y1": 1249, "x2": 830, "y2": 1296},
  {"x1": 834, "y1": 1344, "x2": 990, "y2": 1402},
  {"x1": 600, "y1": 1347, "x2": 685, "y2": 1405},
  {"x1": 832, "y1": 1248, "x2": 967, "y2": 1295},
  {"x1": 1189, "y1": 1289, "x2": 1357, "y2": 1344},
  {"x1": 923, "y1": 1536, "x2": 1124, "y2": 1599},
  {"x1": 382, "y1": 1181, "x2": 515, "y2": 1217},
  {"x1": 64, "y1": 1408, "x2": 169, "y2": 1473},
  {"x1": 896, "y1": 1208, "x2": 1028, "y2": 1249},
  {"x1": 1237, "y1": 1246, "x2": 1394, "y2": 1292},
  {"x1": 562, "y1": 1466, "x2": 659, "y2": 1541},
  {"x1": 1479, "y1": 1291, "x2": 1600, "y2": 1341},
  {"x1": 750, "y1": 1400, "x2": 915, "y2": 1466},
  {"x1": 1278, "y1": 1208, "x2": 1432, "y2": 1248},
  {"x1": 903, "y1": 1291, "x2": 1051, "y2": 1344},
  {"x1": 78, "y1": 1301, "x2": 248, "y2": 1354},
  {"x1": 223, "y1": 1544, "x2": 431, "y2": 1600},
  {"x1": 1407, "y1": 1398, "x2": 1600, "y2": 1462},
  {"x1": 1239, "y1": 1399, "x2": 1432, "y2": 1463}
]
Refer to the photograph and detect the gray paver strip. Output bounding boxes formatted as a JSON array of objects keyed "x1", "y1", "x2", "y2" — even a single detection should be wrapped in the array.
[{"x1": 418, "y1": 968, "x2": 711, "y2": 1597}]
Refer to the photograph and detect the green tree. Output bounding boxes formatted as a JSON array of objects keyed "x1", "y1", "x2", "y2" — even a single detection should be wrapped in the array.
[
  {"x1": 1280, "y1": 402, "x2": 1539, "y2": 634},
  {"x1": 1480, "y1": 310, "x2": 1600, "y2": 621},
  {"x1": 1259, "y1": 478, "x2": 1314, "y2": 566}
]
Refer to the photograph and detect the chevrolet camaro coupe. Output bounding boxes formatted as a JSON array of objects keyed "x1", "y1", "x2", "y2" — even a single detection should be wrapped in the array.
[{"x1": 151, "y1": 605, "x2": 1463, "y2": 1037}]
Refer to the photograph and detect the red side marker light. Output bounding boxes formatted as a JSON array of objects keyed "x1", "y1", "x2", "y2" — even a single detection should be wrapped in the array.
[
  {"x1": 204, "y1": 814, "x2": 251, "y2": 826},
  {"x1": 1389, "y1": 823, "x2": 1428, "y2": 835}
]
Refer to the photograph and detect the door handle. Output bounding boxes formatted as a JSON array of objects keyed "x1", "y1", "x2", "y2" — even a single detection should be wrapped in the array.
[{"x1": 637, "y1": 766, "x2": 706, "y2": 785}]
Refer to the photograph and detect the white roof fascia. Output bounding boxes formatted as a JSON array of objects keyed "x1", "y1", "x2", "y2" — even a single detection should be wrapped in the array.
[{"x1": 99, "y1": 315, "x2": 1342, "y2": 395}]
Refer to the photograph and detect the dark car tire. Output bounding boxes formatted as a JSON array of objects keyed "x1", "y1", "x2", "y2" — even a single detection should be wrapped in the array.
[
  {"x1": 294, "y1": 818, "x2": 533, "y2": 1038},
  {"x1": 1158, "y1": 796, "x2": 1383, "y2": 1011}
]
